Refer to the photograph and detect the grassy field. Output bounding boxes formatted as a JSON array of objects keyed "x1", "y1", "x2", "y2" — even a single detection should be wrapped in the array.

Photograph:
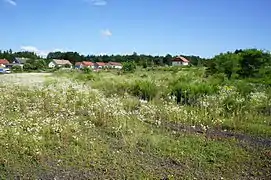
[{"x1": 0, "y1": 68, "x2": 270, "y2": 179}]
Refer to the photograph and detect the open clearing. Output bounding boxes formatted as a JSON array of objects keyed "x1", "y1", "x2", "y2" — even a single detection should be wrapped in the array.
[
  {"x1": 0, "y1": 71, "x2": 270, "y2": 179},
  {"x1": 0, "y1": 73, "x2": 52, "y2": 87}
]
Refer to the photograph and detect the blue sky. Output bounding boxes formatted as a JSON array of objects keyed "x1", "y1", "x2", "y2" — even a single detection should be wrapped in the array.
[{"x1": 0, "y1": 0, "x2": 270, "y2": 58}]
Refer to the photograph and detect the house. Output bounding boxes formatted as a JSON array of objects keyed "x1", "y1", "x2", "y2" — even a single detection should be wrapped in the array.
[
  {"x1": 172, "y1": 56, "x2": 190, "y2": 66},
  {"x1": 75, "y1": 61, "x2": 95, "y2": 69},
  {"x1": 48, "y1": 59, "x2": 72, "y2": 68},
  {"x1": 75, "y1": 62, "x2": 82, "y2": 69},
  {"x1": 95, "y1": 62, "x2": 106, "y2": 69},
  {"x1": 5, "y1": 57, "x2": 30, "y2": 68},
  {"x1": 13, "y1": 57, "x2": 30, "y2": 64},
  {"x1": 106, "y1": 62, "x2": 122, "y2": 69},
  {"x1": 0, "y1": 59, "x2": 10, "y2": 67}
]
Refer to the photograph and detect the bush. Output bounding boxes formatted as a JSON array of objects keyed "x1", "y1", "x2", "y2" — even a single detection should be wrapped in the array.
[
  {"x1": 11, "y1": 65, "x2": 23, "y2": 73},
  {"x1": 123, "y1": 61, "x2": 136, "y2": 73},
  {"x1": 169, "y1": 80, "x2": 218, "y2": 105},
  {"x1": 142, "y1": 62, "x2": 148, "y2": 69},
  {"x1": 140, "y1": 74, "x2": 148, "y2": 78},
  {"x1": 75, "y1": 73, "x2": 96, "y2": 81},
  {"x1": 130, "y1": 80, "x2": 158, "y2": 101},
  {"x1": 82, "y1": 67, "x2": 92, "y2": 74},
  {"x1": 91, "y1": 80, "x2": 131, "y2": 97},
  {"x1": 233, "y1": 81, "x2": 255, "y2": 97}
]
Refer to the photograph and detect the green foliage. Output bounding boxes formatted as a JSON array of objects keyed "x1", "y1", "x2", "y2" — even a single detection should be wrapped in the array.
[
  {"x1": 0, "y1": 49, "x2": 41, "y2": 61},
  {"x1": 169, "y1": 80, "x2": 218, "y2": 105},
  {"x1": 71, "y1": 72, "x2": 96, "y2": 82},
  {"x1": 24, "y1": 59, "x2": 47, "y2": 71},
  {"x1": 214, "y1": 53, "x2": 241, "y2": 79},
  {"x1": 238, "y1": 49, "x2": 270, "y2": 78},
  {"x1": 206, "y1": 49, "x2": 271, "y2": 82},
  {"x1": 92, "y1": 80, "x2": 131, "y2": 97},
  {"x1": 123, "y1": 61, "x2": 136, "y2": 72},
  {"x1": 142, "y1": 61, "x2": 148, "y2": 68},
  {"x1": 233, "y1": 81, "x2": 255, "y2": 97},
  {"x1": 1, "y1": 70, "x2": 271, "y2": 179},
  {"x1": 81, "y1": 67, "x2": 92, "y2": 74},
  {"x1": 130, "y1": 80, "x2": 158, "y2": 101},
  {"x1": 11, "y1": 65, "x2": 23, "y2": 73}
]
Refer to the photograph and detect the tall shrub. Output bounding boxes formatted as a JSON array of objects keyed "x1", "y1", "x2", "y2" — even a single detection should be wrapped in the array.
[
  {"x1": 130, "y1": 80, "x2": 158, "y2": 101},
  {"x1": 123, "y1": 61, "x2": 136, "y2": 72}
]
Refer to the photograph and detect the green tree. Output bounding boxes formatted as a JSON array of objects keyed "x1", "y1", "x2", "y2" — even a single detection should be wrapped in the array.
[
  {"x1": 24, "y1": 59, "x2": 47, "y2": 71},
  {"x1": 11, "y1": 66, "x2": 23, "y2": 73},
  {"x1": 213, "y1": 52, "x2": 241, "y2": 79},
  {"x1": 238, "y1": 49, "x2": 270, "y2": 78},
  {"x1": 123, "y1": 61, "x2": 136, "y2": 72}
]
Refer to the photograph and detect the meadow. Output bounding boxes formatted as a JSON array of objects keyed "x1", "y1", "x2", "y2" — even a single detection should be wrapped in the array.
[{"x1": 0, "y1": 67, "x2": 270, "y2": 179}]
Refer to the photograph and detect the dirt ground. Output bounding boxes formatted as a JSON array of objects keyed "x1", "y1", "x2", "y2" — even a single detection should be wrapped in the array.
[{"x1": 0, "y1": 73, "x2": 52, "y2": 86}]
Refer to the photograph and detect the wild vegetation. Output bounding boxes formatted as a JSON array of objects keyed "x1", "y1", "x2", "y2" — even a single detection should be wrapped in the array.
[{"x1": 0, "y1": 48, "x2": 270, "y2": 179}]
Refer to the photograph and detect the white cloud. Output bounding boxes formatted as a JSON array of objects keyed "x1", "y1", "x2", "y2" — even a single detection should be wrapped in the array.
[
  {"x1": 4, "y1": 0, "x2": 17, "y2": 6},
  {"x1": 83, "y1": 0, "x2": 107, "y2": 6},
  {"x1": 91, "y1": 0, "x2": 107, "y2": 6},
  {"x1": 21, "y1": 46, "x2": 39, "y2": 52},
  {"x1": 101, "y1": 29, "x2": 112, "y2": 37},
  {"x1": 20, "y1": 46, "x2": 64, "y2": 58},
  {"x1": 53, "y1": 48, "x2": 65, "y2": 52}
]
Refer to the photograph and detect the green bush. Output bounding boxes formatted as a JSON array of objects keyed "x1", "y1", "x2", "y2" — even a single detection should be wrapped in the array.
[
  {"x1": 91, "y1": 80, "x2": 131, "y2": 97},
  {"x1": 82, "y1": 67, "x2": 92, "y2": 74},
  {"x1": 123, "y1": 61, "x2": 136, "y2": 72},
  {"x1": 233, "y1": 81, "x2": 255, "y2": 97},
  {"x1": 11, "y1": 65, "x2": 23, "y2": 73},
  {"x1": 139, "y1": 73, "x2": 148, "y2": 78},
  {"x1": 75, "y1": 73, "x2": 96, "y2": 81},
  {"x1": 169, "y1": 80, "x2": 218, "y2": 105},
  {"x1": 130, "y1": 80, "x2": 158, "y2": 101}
]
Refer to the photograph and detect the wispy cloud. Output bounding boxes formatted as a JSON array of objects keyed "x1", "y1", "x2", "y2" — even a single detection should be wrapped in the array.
[
  {"x1": 21, "y1": 46, "x2": 48, "y2": 57},
  {"x1": 92, "y1": 0, "x2": 107, "y2": 6},
  {"x1": 101, "y1": 29, "x2": 112, "y2": 37},
  {"x1": 20, "y1": 46, "x2": 66, "y2": 58},
  {"x1": 86, "y1": 0, "x2": 107, "y2": 6},
  {"x1": 4, "y1": 0, "x2": 17, "y2": 6}
]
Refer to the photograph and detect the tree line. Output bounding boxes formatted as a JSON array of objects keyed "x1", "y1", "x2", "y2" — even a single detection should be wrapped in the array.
[
  {"x1": 1, "y1": 48, "x2": 270, "y2": 83},
  {"x1": 206, "y1": 49, "x2": 271, "y2": 84},
  {"x1": 0, "y1": 49, "x2": 206, "y2": 66},
  {"x1": 0, "y1": 49, "x2": 41, "y2": 61},
  {"x1": 46, "y1": 52, "x2": 206, "y2": 67}
]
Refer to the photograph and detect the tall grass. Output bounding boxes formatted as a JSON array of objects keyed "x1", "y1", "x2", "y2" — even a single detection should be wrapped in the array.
[
  {"x1": 0, "y1": 69, "x2": 270, "y2": 179},
  {"x1": 53, "y1": 68, "x2": 271, "y2": 136}
]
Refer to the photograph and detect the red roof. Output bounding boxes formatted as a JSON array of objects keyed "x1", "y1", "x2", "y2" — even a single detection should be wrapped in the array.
[
  {"x1": 173, "y1": 56, "x2": 189, "y2": 63},
  {"x1": 108, "y1": 62, "x2": 122, "y2": 66},
  {"x1": 82, "y1": 61, "x2": 94, "y2": 66},
  {"x1": 0, "y1": 59, "x2": 9, "y2": 65},
  {"x1": 96, "y1": 62, "x2": 106, "y2": 66}
]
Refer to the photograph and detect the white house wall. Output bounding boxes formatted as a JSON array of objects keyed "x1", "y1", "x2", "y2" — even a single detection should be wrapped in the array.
[
  {"x1": 48, "y1": 62, "x2": 56, "y2": 68},
  {"x1": 115, "y1": 65, "x2": 122, "y2": 69},
  {"x1": 172, "y1": 61, "x2": 189, "y2": 66}
]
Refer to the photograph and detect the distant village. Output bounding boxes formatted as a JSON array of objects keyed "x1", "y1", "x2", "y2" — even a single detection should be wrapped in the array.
[{"x1": 0, "y1": 56, "x2": 190, "y2": 73}]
